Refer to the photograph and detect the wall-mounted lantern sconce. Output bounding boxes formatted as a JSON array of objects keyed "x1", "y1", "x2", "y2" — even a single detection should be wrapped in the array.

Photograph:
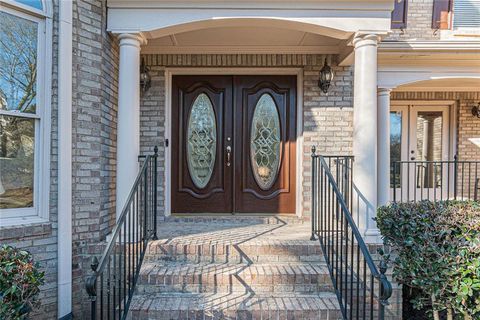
[
  {"x1": 140, "y1": 58, "x2": 151, "y2": 92},
  {"x1": 318, "y1": 58, "x2": 334, "y2": 94},
  {"x1": 472, "y1": 103, "x2": 480, "y2": 118}
]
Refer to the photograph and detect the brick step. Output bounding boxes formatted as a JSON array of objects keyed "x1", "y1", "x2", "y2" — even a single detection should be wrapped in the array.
[
  {"x1": 127, "y1": 292, "x2": 343, "y2": 320},
  {"x1": 144, "y1": 240, "x2": 325, "y2": 264},
  {"x1": 136, "y1": 262, "x2": 334, "y2": 294}
]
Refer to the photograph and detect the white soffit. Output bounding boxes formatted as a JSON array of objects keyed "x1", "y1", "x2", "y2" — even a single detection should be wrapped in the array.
[
  {"x1": 378, "y1": 65, "x2": 480, "y2": 91},
  {"x1": 395, "y1": 78, "x2": 480, "y2": 91},
  {"x1": 378, "y1": 41, "x2": 480, "y2": 67},
  {"x1": 142, "y1": 27, "x2": 343, "y2": 54}
]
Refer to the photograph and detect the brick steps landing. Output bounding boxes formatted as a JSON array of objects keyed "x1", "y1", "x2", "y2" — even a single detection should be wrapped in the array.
[
  {"x1": 128, "y1": 218, "x2": 341, "y2": 319},
  {"x1": 127, "y1": 292, "x2": 343, "y2": 320}
]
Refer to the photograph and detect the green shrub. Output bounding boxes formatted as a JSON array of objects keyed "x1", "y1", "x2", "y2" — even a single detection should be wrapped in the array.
[
  {"x1": 0, "y1": 245, "x2": 44, "y2": 320},
  {"x1": 376, "y1": 201, "x2": 480, "y2": 320}
]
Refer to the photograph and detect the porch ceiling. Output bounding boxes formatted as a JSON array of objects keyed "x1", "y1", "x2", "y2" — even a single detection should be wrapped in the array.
[
  {"x1": 378, "y1": 41, "x2": 480, "y2": 67},
  {"x1": 141, "y1": 26, "x2": 343, "y2": 54},
  {"x1": 395, "y1": 78, "x2": 480, "y2": 92}
]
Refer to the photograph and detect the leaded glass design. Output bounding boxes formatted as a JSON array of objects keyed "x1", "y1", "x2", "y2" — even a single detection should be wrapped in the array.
[
  {"x1": 250, "y1": 94, "x2": 281, "y2": 190},
  {"x1": 187, "y1": 93, "x2": 216, "y2": 189}
]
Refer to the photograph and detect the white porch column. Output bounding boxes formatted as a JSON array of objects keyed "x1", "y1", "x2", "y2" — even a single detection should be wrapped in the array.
[
  {"x1": 353, "y1": 33, "x2": 379, "y2": 239},
  {"x1": 377, "y1": 88, "x2": 391, "y2": 207},
  {"x1": 116, "y1": 33, "x2": 146, "y2": 216}
]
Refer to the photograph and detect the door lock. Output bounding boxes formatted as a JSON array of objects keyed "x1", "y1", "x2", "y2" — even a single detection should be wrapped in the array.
[{"x1": 226, "y1": 146, "x2": 232, "y2": 167}]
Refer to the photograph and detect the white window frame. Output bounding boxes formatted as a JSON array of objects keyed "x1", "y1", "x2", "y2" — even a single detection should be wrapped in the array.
[
  {"x1": 0, "y1": 0, "x2": 52, "y2": 226},
  {"x1": 452, "y1": 0, "x2": 480, "y2": 30}
]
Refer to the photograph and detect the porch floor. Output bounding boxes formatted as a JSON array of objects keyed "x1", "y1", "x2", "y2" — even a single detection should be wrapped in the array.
[
  {"x1": 127, "y1": 216, "x2": 342, "y2": 319},
  {"x1": 155, "y1": 215, "x2": 313, "y2": 244}
]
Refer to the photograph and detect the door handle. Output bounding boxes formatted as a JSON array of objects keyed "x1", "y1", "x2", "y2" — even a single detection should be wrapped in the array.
[{"x1": 226, "y1": 146, "x2": 232, "y2": 167}]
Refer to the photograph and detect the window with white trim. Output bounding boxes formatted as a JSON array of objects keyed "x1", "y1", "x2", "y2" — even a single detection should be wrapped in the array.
[
  {"x1": 453, "y1": 0, "x2": 480, "y2": 28},
  {"x1": 0, "y1": 0, "x2": 52, "y2": 225}
]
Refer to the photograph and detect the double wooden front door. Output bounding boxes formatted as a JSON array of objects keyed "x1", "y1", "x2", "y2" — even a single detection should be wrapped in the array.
[{"x1": 172, "y1": 75, "x2": 297, "y2": 214}]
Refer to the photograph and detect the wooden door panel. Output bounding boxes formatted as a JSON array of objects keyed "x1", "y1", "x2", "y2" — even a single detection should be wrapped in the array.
[
  {"x1": 234, "y1": 76, "x2": 297, "y2": 213},
  {"x1": 171, "y1": 76, "x2": 233, "y2": 213}
]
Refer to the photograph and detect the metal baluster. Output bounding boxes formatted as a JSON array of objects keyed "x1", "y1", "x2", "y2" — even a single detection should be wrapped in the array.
[
  {"x1": 153, "y1": 147, "x2": 158, "y2": 239},
  {"x1": 144, "y1": 171, "x2": 148, "y2": 249},
  {"x1": 113, "y1": 243, "x2": 116, "y2": 320},
  {"x1": 350, "y1": 233, "x2": 354, "y2": 319},
  {"x1": 356, "y1": 243, "x2": 360, "y2": 319},
  {"x1": 107, "y1": 257, "x2": 111, "y2": 320},
  {"x1": 311, "y1": 147, "x2": 317, "y2": 240},
  {"x1": 335, "y1": 185, "x2": 340, "y2": 295},
  {"x1": 118, "y1": 227, "x2": 122, "y2": 319},
  {"x1": 475, "y1": 163, "x2": 479, "y2": 201},
  {"x1": 100, "y1": 273, "x2": 104, "y2": 320},
  {"x1": 338, "y1": 194, "x2": 342, "y2": 302},
  {"x1": 328, "y1": 170, "x2": 332, "y2": 265},
  {"x1": 344, "y1": 213, "x2": 348, "y2": 316},
  {"x1": 128, "y1": 204, "x2": 132, "y2": 300},
  {"x1": 320, "y1": 158, "x2": 324, "y2": 244},
  {"x1": 454, "y1": 155, "x2": 458, "y2": 199},
  {"x1": 363, "y1": 258, "x2": 367, "y2": 320},
  {"x1": 370, "y1": 274, "x2": 374, "y2": 319},
  {"x1": 123, "y1": 218, "x2": 127, "y2": 313}
]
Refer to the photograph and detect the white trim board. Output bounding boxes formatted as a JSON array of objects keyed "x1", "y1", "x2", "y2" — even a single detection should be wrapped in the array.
[
  {"x1": 164, "y1": 68, "x2": 304, "y2": 217},
  {"x1": 57, "y1": 0, "x2": 73, "y2": 317}
]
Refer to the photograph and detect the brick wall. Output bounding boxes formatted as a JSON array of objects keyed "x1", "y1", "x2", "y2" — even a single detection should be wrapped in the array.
[
  {"x1": 386, "y1": 0, "x2": 441, "y2": 41},
  {"x1": 0, "y1": 1, "x2": 60, "y2": 318},
  {"x1": 140, "y1": 54, "x2": 355, "y2": 218},
  {"x1": 71, "y1": 0, "x2": 119, "y2": 317}
]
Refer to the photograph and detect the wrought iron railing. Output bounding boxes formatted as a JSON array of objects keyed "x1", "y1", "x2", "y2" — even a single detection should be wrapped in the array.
[
  {"x1": 311, "y1": 147, "x2": 392, "y2": 320},
  {"x1": 391, "y1": 158, "x2": 480, "y2": 202},
  {"x1": 85, "y1": 146, "x2": 158, "y2": 320}
]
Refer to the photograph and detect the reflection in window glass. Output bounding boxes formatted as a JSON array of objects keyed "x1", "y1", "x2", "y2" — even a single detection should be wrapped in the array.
[
  {"x1": 390, "y1": 112, "x2": 402, "y2": 188},
  {"x1": 15, "y1": 0, "x2": 43, "y2": 10},
  {"x1": 0, "y1": 11, "x2": 38, "y2": 113},
  {"x1": 415, "y1": 112, "x2": 443, "y2": 188},
  {"x1": 0, "y1": 115, "x2": 35, "y2": 209}
]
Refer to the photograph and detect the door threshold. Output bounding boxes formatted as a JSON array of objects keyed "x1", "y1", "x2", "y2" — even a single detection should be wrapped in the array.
[{"x1": 171, "y1": 213, "x2": 296, "y2": 217}]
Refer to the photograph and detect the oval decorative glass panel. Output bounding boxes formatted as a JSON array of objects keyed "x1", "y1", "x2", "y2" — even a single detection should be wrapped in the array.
[
  {"x1": 250, "y1": 94, "x2": 281, "y2": 190},
  {"x1": 187, "y1": 93, "x2": 217, "y2": 189}
]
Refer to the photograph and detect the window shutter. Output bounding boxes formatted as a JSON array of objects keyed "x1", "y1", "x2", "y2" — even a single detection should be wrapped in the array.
[
  {"x1": 432, "y1": 0, "x2": 453, "y2": 29},
  {"x1": 391, "y1": 0, "x2": 408, "y2": 29},
  {"x1": 453, "y1": 0, "x2": 480, "y2": 28}
]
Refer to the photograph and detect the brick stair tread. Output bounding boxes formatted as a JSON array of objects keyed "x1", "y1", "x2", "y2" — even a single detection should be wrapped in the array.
[
  {"x1": 139, "y1": 261, "x2": 330, "y2": 281},
  {"x1": 128, "y1": 292, "x2": 342, "y2": 313},
  {"x1": 148, "y1": 239, "x2": 320, "y2": 246}
]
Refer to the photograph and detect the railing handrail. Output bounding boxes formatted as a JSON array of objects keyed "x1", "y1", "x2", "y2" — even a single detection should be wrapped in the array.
[
  {"x1": 315, "y1": 154, "x2": 392, "y2": 303},
  {"x1": 392, "y1": 159, "x2": 479, "y2": 164},
  {"x1": 92, "y1": 155, "x2": 151, "y2": 277},
  {"x1": 85, "y1": 146, "x2": 158, "y2": 320},
  {"x1": 391, "y1": 158, "x2": 480, "y2": 202},
  {"x1": 311, "y1": 148, "x2": 392, "y2": 319}
]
